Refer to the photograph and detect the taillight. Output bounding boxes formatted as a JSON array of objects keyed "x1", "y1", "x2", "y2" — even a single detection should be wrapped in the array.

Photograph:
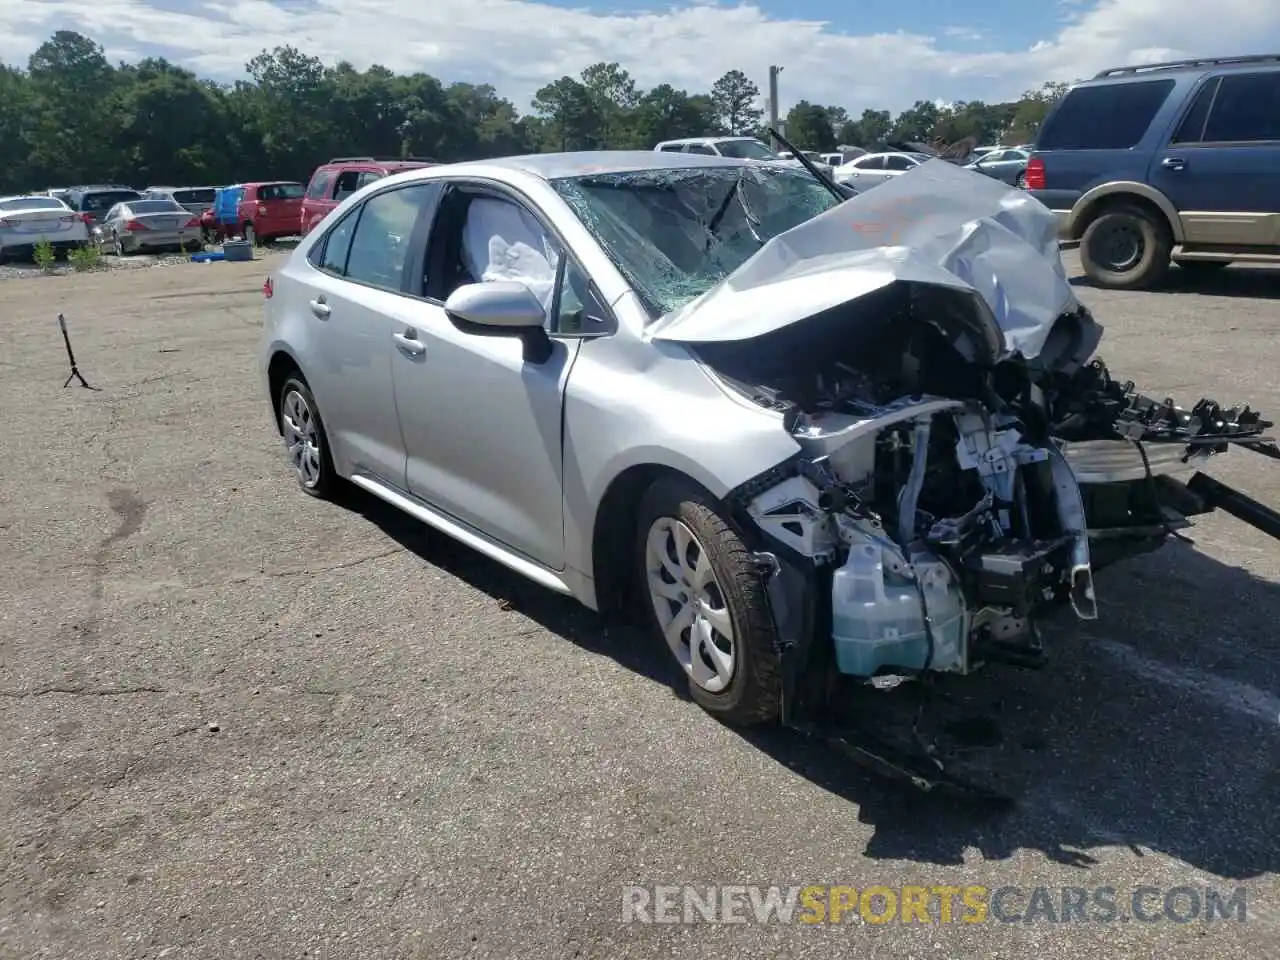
[
  {"x1": 125, "y1": 219, "x2": 148, "y2": 231},
  {"x1": 80, "y1": 212, "x2": 94, "y2": 224},
  {"x1": 258, "y1": 205, "x2": 268, "y2": 216},
  {"x1": 1024, "y1": 157, "x2": 1045, "y2": 190},
  {"x1": 184, "y1": 217, "x2": 201, "y2": 228}
]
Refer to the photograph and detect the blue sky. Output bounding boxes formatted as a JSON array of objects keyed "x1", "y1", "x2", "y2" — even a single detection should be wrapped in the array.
[{"x1": 2, "y1": 0, "x2": 1278, "y2": 116}]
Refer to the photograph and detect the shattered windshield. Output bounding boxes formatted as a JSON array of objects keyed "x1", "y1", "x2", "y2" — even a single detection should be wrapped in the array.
[{"x1": 551, "y1": 165, "x2": 840, "y2": 318}]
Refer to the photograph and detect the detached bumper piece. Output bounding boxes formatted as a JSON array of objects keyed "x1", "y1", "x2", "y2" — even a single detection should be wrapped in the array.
[{"x1": 1186, "y1": 471, "x2": 1280, "y2": 542}]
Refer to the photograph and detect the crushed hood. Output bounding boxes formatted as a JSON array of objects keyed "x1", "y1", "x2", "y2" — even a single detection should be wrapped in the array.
[{"x1": 646, "y1": 158, "x2": 1089, "y2": 362}]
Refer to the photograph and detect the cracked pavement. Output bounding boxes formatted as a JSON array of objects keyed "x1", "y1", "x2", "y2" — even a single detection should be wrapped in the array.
[{"x1": 1, "y1": 255, "x2": 1278, "y2": 959}]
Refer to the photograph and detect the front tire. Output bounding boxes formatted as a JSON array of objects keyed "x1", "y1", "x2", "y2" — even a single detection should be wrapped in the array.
[
  {"x1": 278, "y1": 376, "x2": 339, "y2": 499},
  {"x1": 1079, "y1": 204, "x2": 1172, "y2": 290},
  {"x1": 636, "y1": 477, "x2": 782, "y2": 726}
]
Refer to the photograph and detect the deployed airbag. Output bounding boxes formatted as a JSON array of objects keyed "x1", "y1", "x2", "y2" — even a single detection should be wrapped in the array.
[{"x1": 461, "y1": 197, "x2": 560, "y2": 312}]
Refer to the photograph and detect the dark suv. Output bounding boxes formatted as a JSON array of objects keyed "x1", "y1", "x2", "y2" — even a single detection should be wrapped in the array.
[
  {"x1": 1027, "y1": 54, "x2": 1280, "y2": 289},
  {"x1": 65, "y1": 185, "x2": 143, "y2": 227}
]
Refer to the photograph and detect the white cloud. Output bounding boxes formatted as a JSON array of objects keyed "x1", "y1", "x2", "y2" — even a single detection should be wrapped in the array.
[{"x1": 2, "y1": 0, "x2": 1277, "y2": 115}]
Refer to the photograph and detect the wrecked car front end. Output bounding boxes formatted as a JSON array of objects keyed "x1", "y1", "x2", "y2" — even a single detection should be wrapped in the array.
[{"x1": 648, "y1": 158, "x2": 1279, "y2": 795}]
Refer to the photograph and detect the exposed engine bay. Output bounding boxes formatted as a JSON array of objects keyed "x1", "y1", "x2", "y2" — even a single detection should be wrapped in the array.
[
  {"x1": 699, "y1": 287, "x2": 1277, "y2": 692},
  {"x1": 649, "y1": 157, "x2": 1280, "y2": 797},
  {"x1": 686, "y1": 280, "x2": 1280, "y2": 798}
]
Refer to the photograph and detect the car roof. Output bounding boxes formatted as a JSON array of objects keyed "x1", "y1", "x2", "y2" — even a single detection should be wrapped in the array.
[
  {"x1": 656, "y1": 136, "x2": 761, "y2": 146},
  {"x1": 1085, "y1": 52, "x2": 1280, "y2": 85},
  {"x1": 319, "y1": 158, "x2": 433, "y2": 170},
  {"x1": 409, "y1": 150, "x2": 756, "y2": 181},
  {"x1": 242, "y1": 181, "x2": 303, "y2": 188}
]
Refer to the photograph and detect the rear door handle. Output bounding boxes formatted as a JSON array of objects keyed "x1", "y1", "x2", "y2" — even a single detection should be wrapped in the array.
[
  {"x1": 309, "y1": 297, "x2": 330, "y2": 319},
  {"x1": 1161, "y1": 157, "x2": 1186, "y2": 171},
  {"x1": 393, "y1": 331, "x2": 426, "y2": 357}
]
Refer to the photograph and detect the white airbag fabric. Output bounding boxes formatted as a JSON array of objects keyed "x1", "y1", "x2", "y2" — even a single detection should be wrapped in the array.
[{"x1": 462, "y1": 198, "x2": 560, "y2": 312}]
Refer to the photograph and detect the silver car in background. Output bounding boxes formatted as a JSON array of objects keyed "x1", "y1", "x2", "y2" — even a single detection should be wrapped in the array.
[
  {"x1": 258, "y1": 151, "x2": 1272, "y2": 757},
  {"x1": 0, "y1": 195, "x2": 89, "y2": 262},
  {"x1": 965, "y1": 147, "x2": 1031, "y2": 186},
  {"x1": 832, "y1": 151, "x2": 932, "y2": 190},
  {"x1": 98, "y1": 198, "x2": 204, "y2": 256}
]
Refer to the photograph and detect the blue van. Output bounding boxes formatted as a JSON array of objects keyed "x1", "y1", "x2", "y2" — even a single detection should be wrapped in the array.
[
  {"x1": 1027, "y1": 54, "x2": 1280, "y2": 289},
  {"x1": 211, "y1": 185, "x2": 244, "y2": 227}
]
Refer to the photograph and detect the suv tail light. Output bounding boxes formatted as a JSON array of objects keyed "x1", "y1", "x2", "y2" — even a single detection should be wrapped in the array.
[
  {"x1": 125, "y1": 219, "x2": 148, "y2": 231},
  {"x1": 262, "y1": 277, "x2": 273, "y2": 299},
  {"x1": 258, "y1": 205, "x2": 269, "y2": 216},
  {"x1": 1024, "y1": 156, "x2": 1045, "y2": 190}
]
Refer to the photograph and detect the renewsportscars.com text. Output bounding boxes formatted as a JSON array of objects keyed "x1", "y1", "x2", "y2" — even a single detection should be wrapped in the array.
[{"x1": 621, "y1": 884, "x2": 1252, "y2": 925}]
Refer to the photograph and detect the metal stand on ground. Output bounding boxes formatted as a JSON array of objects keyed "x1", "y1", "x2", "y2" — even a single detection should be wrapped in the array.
[{"x1": 58, "y1": 313, "x2": 98, "y2": 390}]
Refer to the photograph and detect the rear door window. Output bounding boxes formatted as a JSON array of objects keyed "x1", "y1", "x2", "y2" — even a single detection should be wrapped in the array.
[
  {"x1": 82, "y1": 190, "x2": 142, "y2": 212},
  {"x1": 260, "y1": 183, "x2": 304, "y2": 201},
  {"x1": 686, "y1": 144, "x2": 717, "y2": 155},
  {"x1": 855, "y1": 155, "x2": 885, "y2": 170},
  {"x1": 1201, "y1": 72, "x2": 1280, "y2": 143},
  {"x1": 173, "y1": 188, "x2": 216, "y2": 205},
  {"x1": 1037, "y1": 79, "x2": 1175, "y2": 150},
  {"x1": 343, "y1": 183, "x2": 441, "y2": 291},
  {"x1": 312, "y1": 209, "x2": 359, "y2": 275}
]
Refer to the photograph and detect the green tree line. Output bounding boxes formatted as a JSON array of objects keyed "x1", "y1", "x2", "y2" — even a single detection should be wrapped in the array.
[{"x1": 0, "y1": 30, "x2": 1071, "y2": 194}]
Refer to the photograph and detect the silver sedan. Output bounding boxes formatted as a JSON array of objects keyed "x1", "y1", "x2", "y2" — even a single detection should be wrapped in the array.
[
  {"x1": 256, "y1": 151, "x2": 1269, "y2": 758},
  {"x1": 97, "y1": 198, "x2": 204, "y2": 256}
]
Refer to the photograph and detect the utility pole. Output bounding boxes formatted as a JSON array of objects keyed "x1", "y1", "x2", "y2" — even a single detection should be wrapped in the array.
[{"x1": 768, "y1": 65, "x2": 782, "y2": 148}]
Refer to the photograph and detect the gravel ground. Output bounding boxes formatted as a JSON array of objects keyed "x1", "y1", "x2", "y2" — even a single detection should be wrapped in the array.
[
  {"x1": 0, "y1": 253, "x2": 1277, "y2": 959},
  {"x1": 0, "y1": 246, "x2": 291, "y2": 282}
]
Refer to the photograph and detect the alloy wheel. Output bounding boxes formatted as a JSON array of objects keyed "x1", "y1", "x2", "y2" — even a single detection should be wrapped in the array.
[
  {"x1": 644, "y1": 516, "x2": 736, "y2": 693},
  {"x1": 281, "y1": 388, "x2": 323, "y2": 488}
]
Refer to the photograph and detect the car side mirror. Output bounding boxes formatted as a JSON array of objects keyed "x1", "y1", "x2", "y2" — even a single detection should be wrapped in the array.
[{"x1": 443, "y1": 280, "x2": 553, "y2": 364}]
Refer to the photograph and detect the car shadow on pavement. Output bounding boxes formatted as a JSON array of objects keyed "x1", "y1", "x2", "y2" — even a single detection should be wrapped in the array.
[
  {"x1": 1070, "y1": 266, "x2": 1280, "y2": 300},
  {"x1": 352, "y1": 487, "x2": 1279, "y2": 881}
]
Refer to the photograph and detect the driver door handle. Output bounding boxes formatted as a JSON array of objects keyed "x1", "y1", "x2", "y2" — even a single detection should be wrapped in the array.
[
  {"x1": 393, "y1": 330, "x2": 426, "y2": 357},
  {"x1": 1161, "y1": 157, "x2": 1186, "y2": 171},
  {"x1": 309, "y1": 297, "x2": 330, "y2": 318}
]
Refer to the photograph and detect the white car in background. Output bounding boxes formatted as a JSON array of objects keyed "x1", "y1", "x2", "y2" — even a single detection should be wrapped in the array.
[
  {"x1": 832, "y1": 151, "x2": 933, "y2": 190},
  {"x1": 0, "y1": 195, "x2": 89, "y2": 263},
  {"x1": 654, "y1": 137, "x2": 833, "y2": 176}
]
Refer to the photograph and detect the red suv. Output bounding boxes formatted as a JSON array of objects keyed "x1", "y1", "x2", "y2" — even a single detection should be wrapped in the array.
[{"x1": 300, "y1": 157, "x2": 436, "y2": 235}]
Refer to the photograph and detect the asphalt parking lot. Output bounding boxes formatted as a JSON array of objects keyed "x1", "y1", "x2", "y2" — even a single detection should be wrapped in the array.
[{"x1": 1, "y1": 252, "x2": 1277, "y2": 959}]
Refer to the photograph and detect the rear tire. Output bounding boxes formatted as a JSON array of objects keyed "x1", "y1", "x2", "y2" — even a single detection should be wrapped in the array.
[
  {"x1": 1079, "y1": 204, "x2": 1172, "y2": 290},
  {"x1": 277, "y1": 376, "x2": 339, "y2": 500},
  {"x1": 635, "y1": 476, "x2": 782, "y2": 726}
]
